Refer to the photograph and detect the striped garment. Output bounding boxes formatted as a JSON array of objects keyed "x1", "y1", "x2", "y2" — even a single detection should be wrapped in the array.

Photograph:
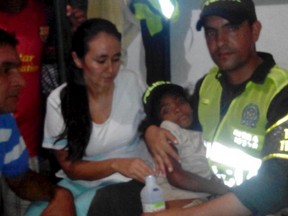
[
  {"x1": 0, "y1": 113, "x2": 29, "y2": 177},
  {"x1": 0, "y1": 113, "x2": 31, "y2": 216}
]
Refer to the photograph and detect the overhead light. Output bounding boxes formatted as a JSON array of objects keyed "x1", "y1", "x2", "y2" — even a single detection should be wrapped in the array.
[{"x1": 159, "y1": 0, "x2": 175, "y2": 19}]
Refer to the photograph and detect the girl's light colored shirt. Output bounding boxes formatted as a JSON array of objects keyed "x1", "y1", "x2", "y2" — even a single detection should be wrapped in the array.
[{"x1": 158, "y1": 120, "x2": 212, "y2": 200}]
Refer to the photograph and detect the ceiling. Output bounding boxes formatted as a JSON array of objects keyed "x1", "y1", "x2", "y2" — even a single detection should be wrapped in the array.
[
  {"x1": 192, "y1": 0, "x2": 288, "y2": 9},
  {"x1": 254, "y1": 0, "x2": 288, "y2": 5}
]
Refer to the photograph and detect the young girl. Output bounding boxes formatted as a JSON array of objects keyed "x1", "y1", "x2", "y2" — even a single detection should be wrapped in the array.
[{"x1": 141, "y1": 81, "x2": 229, "y2": 203}]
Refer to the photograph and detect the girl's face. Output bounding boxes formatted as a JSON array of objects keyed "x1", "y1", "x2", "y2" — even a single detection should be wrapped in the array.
[
  {"x1": 72, "y1": 32, "x2": 121, "y2": 91},
  {"x1": 159, "y1": 94, "x2": 193, "y2": 128}
]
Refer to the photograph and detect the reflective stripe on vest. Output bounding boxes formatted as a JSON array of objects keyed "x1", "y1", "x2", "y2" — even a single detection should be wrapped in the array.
[
  {"x1": 205, "y1": 141, "x2": 261, "y2": 187},
  {"x1": 263, "y1": 114, "x2": 288, "y2": 161}
]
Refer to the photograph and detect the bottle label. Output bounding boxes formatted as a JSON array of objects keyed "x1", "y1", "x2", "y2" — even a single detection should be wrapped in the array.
[{"x1": 142, "y1": 201, "x2": 166, "y2": 213}]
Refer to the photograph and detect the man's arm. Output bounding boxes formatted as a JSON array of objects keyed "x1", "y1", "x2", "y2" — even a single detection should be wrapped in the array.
[
  {"x1": 141, "y1": 193, "x2": 251, "y2": 216},
  {"x1": 230, "y1": 87, "x2": 288, "y2": 215},
  {"x1": 232, "y1": 109, "x2": 288, "y2": 215},
  {"x1": 232, "y1": 159, "x2": 288, "y2": 215},
  {"x1": 66, "y1": 4, "x2": 87, "y2": 32},
  {"x1": 5, "y1": 169, "x2": 75, "y2": 215}
]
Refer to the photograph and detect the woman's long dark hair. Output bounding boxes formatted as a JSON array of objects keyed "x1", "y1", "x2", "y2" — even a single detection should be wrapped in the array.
[{"x1": 55, "y1": 18, "x2": 121, "y2": 161}]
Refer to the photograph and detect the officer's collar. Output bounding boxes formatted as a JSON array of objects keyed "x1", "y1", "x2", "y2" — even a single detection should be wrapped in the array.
[
  {"x1": 216, "y1": 52, "x2": 276, "y2": 86},
  {"x1": 250, "y1": 52, "x2": 276, "y2": 83}
]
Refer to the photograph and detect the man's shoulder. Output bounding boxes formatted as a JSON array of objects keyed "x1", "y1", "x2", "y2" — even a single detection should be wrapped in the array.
[
  {"x1": 266, "y1": 65, "x2": 288, "y2": 93},
  {"x1": 0, "y1": 112, "x2": 29, "y2": 177},
  {"x1": 0, "y1": 113, "x2": 17, "y2": 128}
]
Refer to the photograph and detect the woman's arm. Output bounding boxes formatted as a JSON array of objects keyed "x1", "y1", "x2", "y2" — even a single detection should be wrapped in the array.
[
  {"x1": 54, "y1": 149, "x2": 154, "y2": 182},
  {"x1": 144, "y1": 125, "x2": 179, "y2": 175}
]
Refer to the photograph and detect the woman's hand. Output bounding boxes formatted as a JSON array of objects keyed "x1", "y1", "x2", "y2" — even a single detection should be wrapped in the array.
[
  {"x1": 112, "y1": 158, "x2": 155, "y2": 182},
  {"x1": 145, "y1": 125, "x2": 179, "y2": 176}
]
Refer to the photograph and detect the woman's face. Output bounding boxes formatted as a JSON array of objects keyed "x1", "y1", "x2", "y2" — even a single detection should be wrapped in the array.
[
  {"x1": 73, "y1": 32, "x2": 121, "y2": 91},
  {"x1": 159, "y1": 94, "x2": 193, "y2": 128}
]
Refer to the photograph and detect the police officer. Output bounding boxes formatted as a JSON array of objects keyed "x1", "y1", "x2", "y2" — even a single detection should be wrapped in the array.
[{"x1": 144, "y1": 0, "x2": 288, "y2": 215}]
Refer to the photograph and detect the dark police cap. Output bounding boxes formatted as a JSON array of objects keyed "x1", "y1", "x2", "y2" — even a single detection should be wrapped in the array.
[{"x1": 196, "y1": 0, "x2": 257, "y2": 31}]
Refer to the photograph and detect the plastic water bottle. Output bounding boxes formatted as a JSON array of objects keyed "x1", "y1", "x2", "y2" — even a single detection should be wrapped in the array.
[{"x1": 141, "y1": 175, "x2": 166, "y2": 213}]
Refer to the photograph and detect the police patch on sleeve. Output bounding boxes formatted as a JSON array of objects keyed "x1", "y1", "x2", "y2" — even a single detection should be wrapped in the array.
[{"x1": 262, "y1": 114, "x2": 288, "y2": 161}]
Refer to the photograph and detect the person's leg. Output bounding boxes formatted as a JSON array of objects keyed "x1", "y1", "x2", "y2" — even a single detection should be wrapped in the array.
[
  {"x1": 88, "y1": 180, "x2": 144, "y2": 216},
  {"x1": 24, "y1": 201, "x2": 48, "y2": 216},
  {"x1": 0, "y1": 177, "x2": 31, "y2": 216},
  {"x1": 1, "y1": 157, "x2": 40, "y2": 216},
  {"x1": 68, "y1": 179, "x2": 116, "y2": 216},
  {"x1": 75, "y1": 187, "x2": 98, "y2": 216},
  {"x1": 24, "y1": 178, "x2": 82, "y2": 216},
  {"x1": 0, "y1": 178, "x2": 3, "y2": 215}
]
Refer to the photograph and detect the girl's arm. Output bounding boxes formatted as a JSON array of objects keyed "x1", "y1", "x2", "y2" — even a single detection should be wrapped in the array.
[{"x1": 166, "y1": 154, "x2": 229, "y2": 195}]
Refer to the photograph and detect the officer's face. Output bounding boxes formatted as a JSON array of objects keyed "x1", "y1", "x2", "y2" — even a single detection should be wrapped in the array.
[{"x1": 203, "y1": 16, "x2": 261, "y2": 74}]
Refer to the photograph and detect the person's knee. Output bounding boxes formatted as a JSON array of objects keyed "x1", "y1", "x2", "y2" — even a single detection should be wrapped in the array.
[{"x1": 24, "y1": 201, "x2": 48, "y2": 216}]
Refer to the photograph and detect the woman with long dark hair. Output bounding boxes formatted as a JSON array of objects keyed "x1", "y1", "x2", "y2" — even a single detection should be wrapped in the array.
[{"x1": 26, "y1": 18, "x2": 154, "y2": 216}]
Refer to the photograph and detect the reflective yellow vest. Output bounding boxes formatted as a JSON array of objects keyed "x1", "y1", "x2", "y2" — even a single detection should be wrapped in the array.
[{"x1": 199, "y1": 65, "x2": 288, "y2": 187}]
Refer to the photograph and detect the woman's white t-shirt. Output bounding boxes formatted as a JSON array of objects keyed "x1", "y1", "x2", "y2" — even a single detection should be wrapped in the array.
[{"x1": 43, "y1": 69, "x2": 152, "y2": 187}]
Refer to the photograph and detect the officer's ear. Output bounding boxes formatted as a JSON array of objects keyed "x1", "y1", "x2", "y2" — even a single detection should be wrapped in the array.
[{"x1": 252, "y1": 20, "x2": 262, "y2": 43}]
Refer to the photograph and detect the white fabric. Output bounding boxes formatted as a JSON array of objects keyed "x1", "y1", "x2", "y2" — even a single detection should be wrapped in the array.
[
  {"x1": 157, "y1": 120, "x2": 212, "y2": 200},
  {"x1": 43, "y1": 69, "x2": 152, "y2": 187}
]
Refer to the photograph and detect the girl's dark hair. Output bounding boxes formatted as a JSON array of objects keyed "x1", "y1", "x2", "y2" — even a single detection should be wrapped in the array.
[{"x1": 55, "y1": 18, "x2": 121, "y2": 161}]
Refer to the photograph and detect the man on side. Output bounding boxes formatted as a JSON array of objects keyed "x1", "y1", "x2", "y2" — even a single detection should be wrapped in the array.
[{"x1": 0, "y1": 28, "x2": 75, "y2": 216}]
